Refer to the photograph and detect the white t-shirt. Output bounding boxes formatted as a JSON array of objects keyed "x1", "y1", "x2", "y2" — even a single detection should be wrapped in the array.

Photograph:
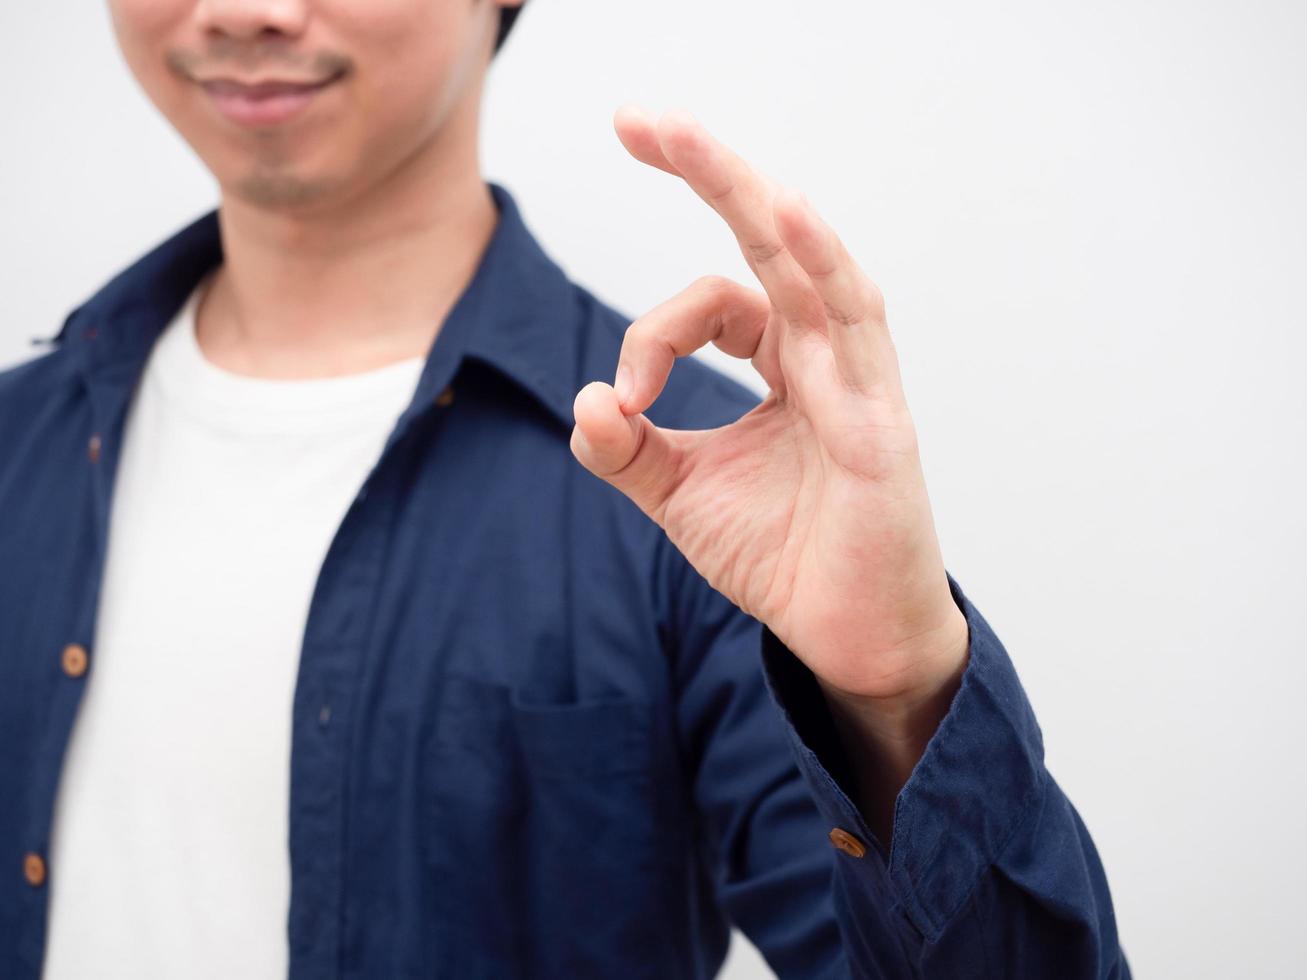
[{"x1": 43, "y1": 271, "x2": 427, "y2": 979}]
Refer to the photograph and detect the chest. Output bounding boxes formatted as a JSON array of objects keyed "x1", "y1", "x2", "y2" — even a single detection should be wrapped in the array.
[{"x1": 0, "y1": 386, "x2": 692, "y2": 977}]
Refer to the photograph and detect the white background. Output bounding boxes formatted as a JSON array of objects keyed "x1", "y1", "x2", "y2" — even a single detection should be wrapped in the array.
[{"x1": 3, "y1": 2, "x2": 1306, "y2": 977}]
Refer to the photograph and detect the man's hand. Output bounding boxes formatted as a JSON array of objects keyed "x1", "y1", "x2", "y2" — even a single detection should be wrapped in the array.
[{"x1": 570, "y1": 107, "x2": 970, "y2": 840}]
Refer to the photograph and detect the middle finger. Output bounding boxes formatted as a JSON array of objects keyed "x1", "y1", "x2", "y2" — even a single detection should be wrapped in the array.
[{"x1": 653, "y1": 109, "x2": 822, "y2": 329}]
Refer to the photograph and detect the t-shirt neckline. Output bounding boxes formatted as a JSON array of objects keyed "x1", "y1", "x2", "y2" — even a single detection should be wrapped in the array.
[{"x1": 148, "y1": 270, "x2": 428, "y2": 436}]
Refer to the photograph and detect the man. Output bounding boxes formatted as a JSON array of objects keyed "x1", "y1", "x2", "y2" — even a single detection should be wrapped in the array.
[{"x1": 0, "y1": 1, "x2": 1128, "y2": 977}]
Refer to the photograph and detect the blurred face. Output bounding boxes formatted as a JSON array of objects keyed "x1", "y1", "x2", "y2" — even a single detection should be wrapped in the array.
[{"x1": 107, "y1": 0, "x2": 514, "y2": 212}]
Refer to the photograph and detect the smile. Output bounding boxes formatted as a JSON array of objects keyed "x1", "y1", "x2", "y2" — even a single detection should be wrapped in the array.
[{"x1": 200, "y1": 72, "x2": 344, "y2": 128}]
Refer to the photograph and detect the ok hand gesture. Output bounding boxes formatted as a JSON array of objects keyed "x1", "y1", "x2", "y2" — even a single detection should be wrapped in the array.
[{"x1": 570, "y1": 108, "x2": 969, "y2": 773}]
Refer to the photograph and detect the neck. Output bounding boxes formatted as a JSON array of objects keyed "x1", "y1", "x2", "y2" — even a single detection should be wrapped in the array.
[{"x1": 195, "y1": 94, "x2": 497, "y2": 380}]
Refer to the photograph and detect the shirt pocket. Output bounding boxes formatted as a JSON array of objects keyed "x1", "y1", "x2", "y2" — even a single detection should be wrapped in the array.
[{"x1": 424, "y1": 674, "x2": 671, "y2": 977}]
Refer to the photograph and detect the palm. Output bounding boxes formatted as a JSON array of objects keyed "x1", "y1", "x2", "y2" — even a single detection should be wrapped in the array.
[{"x1": 571, "y1": 107, "x2": 964, "y2": 702}]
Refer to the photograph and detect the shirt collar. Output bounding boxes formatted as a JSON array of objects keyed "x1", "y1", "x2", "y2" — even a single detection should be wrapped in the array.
[{"x1": 48, "y1": 182, "x2": 583, "y2": 431}]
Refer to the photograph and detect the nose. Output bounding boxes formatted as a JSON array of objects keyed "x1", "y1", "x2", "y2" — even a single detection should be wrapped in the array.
[{"x1": 193, "y1": 0, "x2": 310, "y2": 41}]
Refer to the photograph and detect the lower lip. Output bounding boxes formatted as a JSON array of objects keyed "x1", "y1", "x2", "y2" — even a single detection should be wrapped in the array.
[{"x1": 202, "y1": 77, "x2": 340, "y2": 128}]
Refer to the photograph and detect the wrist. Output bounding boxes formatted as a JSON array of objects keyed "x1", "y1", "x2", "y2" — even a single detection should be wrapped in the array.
[
  {"x1": 814, "y1": 609, "x2": 969, "y2": 842},
  {"x1": 817, "y1": 604, "x2": 969, "y2": 742}
]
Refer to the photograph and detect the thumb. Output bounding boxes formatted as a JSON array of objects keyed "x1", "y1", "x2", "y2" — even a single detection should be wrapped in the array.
[{"x1": 570, "y1": 380, "x2": 687, "y2": 526}]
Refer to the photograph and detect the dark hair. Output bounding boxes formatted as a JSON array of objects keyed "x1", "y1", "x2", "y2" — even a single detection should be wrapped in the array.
[{"x1": 495, "y1": 6, "x2": 524, "y2": 55}]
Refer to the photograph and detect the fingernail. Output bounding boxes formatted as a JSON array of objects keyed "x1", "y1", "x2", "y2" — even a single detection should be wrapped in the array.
[{"x1": 615, "y1": 364, "x2": 633, "y2": 405}]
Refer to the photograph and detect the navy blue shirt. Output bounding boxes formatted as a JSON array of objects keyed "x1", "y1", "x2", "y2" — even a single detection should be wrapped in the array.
[{"x1": 0, "y1": 183, "x2": 1128, "y2": 978}]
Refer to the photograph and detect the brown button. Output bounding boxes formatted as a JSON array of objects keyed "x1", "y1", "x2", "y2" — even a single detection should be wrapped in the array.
[
  {"x1": 828, "y1": 827, "x2": 867, "y2": 859},
  {"x1": 87, "y1": 434, "x2": 102, "y2": 463},
  {"x1": 435, "y1": 386, "x2": 455, "y2": 407},
  {"x1": 23, "y1": 852, "x2": 46, "y2": 887},
  {"x1": 62, "y1": 643, "x2": 88, "y2": 678}
]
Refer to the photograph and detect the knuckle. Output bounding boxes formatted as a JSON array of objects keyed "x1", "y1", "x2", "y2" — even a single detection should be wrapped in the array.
[
  {"x1": 823, "y1": 299, "x2": 863, "y2": 328},
  {"x1": 622, "y1": 318, "x2": 657, "y2": 359},
  {"x1": 822, "y1": 276, "x2": 887, "y2": 329},
  {"x1": 694, "y1": 274, "x2": 736, "y2": 298},
  {"x1": 628, "y1": 317, "x2": 675, "y2": 361},
  {"x1": 863, "y1": 279, "x2": 887, "y2": 318},
  {"x1": 623, "y1": 316, "x2": 647, "y2": 345},
  {"x1": 745, "y1": 237, "x2": 787, "y2": 265}
]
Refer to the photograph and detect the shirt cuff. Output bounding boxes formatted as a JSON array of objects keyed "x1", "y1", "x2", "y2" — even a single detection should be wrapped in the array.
[{"x1": 758, "y1": 571, "x2": 1047, "y2": 941}]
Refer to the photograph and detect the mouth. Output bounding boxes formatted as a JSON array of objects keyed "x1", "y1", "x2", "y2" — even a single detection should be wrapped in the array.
[{"x1": 200, "y1": 70, "x2": 345, "y2": 128}]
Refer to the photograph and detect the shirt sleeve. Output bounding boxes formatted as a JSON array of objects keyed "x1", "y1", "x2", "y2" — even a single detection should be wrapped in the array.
[{"x1": 756, "y1": 570, "x2": 1132, "y2": 978}]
